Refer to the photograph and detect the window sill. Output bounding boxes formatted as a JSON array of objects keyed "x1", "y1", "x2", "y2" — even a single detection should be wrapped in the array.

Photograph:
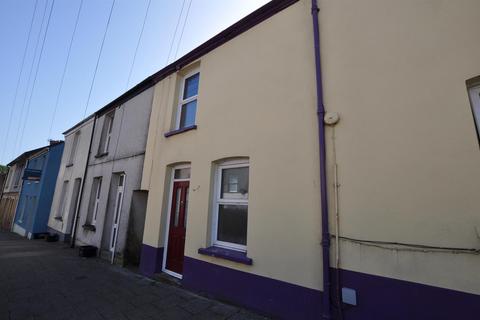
[
  {"x1": 82, "y1": 224, "x2": 96, "y2": 232},
  {"x1": 95, "y1": 152, "x2": 108, "y2": 159},
  {"x1": 65, "y1": 163, "x2": 73, "y2": 168},
  {"x1": 164, "y1": 125, "x2": 197, "y2": 138},
  {"x1": 54, "y1": 216, "x2": 63, "y2": 221},
  {"x1": 198, "y1": 246, "x2": 252, "y2": 265}
]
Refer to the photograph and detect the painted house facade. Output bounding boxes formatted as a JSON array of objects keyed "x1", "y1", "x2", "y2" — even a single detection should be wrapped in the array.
[
  {"x1": 72, "y1": 87, "x2": 154, "y2": 265},
  {"x1": 13, "y1": 141, "x2": 64, "y2": 239},
  {"x1": 0, "y1": 147, "x2": 44, "y2": 231},
  {"x1": 127, "y1": 0, "x2": 480, "y2": 319},
  {"x1": 47, "y1": 116, "x2": 95, "y2": 242}
]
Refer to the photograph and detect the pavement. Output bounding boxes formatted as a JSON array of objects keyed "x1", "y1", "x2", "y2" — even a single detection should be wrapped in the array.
[{"x1": 0, "y1": 231, "x2": 269, "y2": 320}]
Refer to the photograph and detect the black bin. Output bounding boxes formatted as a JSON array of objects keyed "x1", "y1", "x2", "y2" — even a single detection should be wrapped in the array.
[{"x1": 79, "y1": 245, "x2": 97, "y2": 257}]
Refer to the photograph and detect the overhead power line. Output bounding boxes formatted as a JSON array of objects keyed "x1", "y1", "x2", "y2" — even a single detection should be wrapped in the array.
[
  {"x1": 165, "y1": 0, "x2": 186, "y2": 65},
  {"x1": 12, "y1": 0, "x2": 50, "y2": 157},
  {"x1": 47, "y1": 0, "x2": 84, "y2": 140},
  {"x1": 0, "y1": 0, "x2": 39, "y2": 164},
  {"x1": 125, "y1": 0, "x2": 152, "y2": 90},
  {"x1": 83, "y1": 0, "x2": 116, "y2": 118},
  {"x1": 17, "y1": 0, "x2": 56, "y2": 154},
  {"x1": 173, "y1": 0, "x2": 193, "y2": 61}
]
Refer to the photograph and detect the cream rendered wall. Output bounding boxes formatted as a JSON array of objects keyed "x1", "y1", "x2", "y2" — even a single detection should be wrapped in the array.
[
  {"x1": 319, "y1": 0, "x2": 480, "y2": 294},
  {"x1": 142, "y1": 0, "x2": 323, "y2": 290},
  {"x1": 48, "y1": 118, "x2": 94, "y2": 235},
  {"x1": 142, "y1": 0, "x2": 480, "y2": 295}
]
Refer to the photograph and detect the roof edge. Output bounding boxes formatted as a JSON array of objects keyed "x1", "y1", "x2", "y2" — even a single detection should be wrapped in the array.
[{"x1": 62, "y1": 0, "x2": 299, "y2": 131}]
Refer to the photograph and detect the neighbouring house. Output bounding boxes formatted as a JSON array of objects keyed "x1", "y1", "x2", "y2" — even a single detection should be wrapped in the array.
[
  {"x1": 12, "y1": 141, "x2": 64, "y2": 239},
  {"x1": 124, "y1": 0, "x2": 477, "y2": 319},
  {"x1": 47, "y1": 116, "x2": 95, "y2": 242},
  {"x1": 71, "y1": 87, "x2": 154, "y2": 265},
  {"x1": 0, "y1": 147, "x2": 44, "y2": 231},
  {"x1": 0, "y1": 168, "x2": 7, "y2": 202}
]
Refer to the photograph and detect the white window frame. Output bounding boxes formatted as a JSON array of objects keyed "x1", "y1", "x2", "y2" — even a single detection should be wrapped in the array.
[
  {"x1": 68, "y1": 131, "x2": 80, "y2": 165},
  {"x1": 211, "y1": 159, "x2": 249, "y2": 252},
  {"x1": 175, "y1": 70, "x2": 199, "y2": 130},
  {"x1": 57, "y1": 180, "x2": 69, "y2": 218},
  {"x1": 13, "y1": 165, "x2": 24, "y2": 188},
  {"x1": 104, "y1": 114, "x2": 114, "y2": 153},
  {"x1": 92, "y1": 177, "x2": 103, "y2": 225}
]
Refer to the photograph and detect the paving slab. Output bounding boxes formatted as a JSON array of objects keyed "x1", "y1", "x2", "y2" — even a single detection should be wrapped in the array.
[{"x1": 0, "y1": 231, "x2": 269, "y2": 320}]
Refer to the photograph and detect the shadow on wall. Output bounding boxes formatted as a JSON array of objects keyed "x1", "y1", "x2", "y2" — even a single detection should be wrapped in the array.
[{"x1": 124, "y1": 190, "x2": 148, "y2": 266}]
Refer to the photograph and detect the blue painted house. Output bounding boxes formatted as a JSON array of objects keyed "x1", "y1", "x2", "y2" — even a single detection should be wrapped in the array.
[{"x1": 12, "y1": 141, "x2": 64, "y2": 239}]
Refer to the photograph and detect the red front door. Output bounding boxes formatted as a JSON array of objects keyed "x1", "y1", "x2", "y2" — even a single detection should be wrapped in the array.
[{"x1": 166, "y1": 181, "x2": 189, "y2": 274}]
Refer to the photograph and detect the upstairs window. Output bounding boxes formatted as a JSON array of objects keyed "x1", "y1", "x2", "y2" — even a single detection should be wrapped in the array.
[
  {"x1": 468, "y1": 84, "x2": 480, "y2": 143},
  {"x1": 13, "y1": 165, "x2": 24, "y2": 188},
  {"x1": 5, "y1": 168, "x2": 13, "y2": 189},
  {"x1": 212, "y1": 159, "x2": 249, "y2": 252},
  {"x1": 68, "y1": 131, "x2": 80, "y2": 165},
  {"x1": 176, "y1": 72, "x2": 199, "y2": 129},
  {"x1": 99, "y1": 112, "x2": 114, "y2": 155}
]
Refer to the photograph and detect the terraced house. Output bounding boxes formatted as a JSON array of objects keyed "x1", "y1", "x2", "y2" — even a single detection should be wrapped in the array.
[
  {"x1": 132, "y1": 0, "x2": 479, "y2": 319},
  {"x1": 42, "y1": 0, "x2": 480, "y2": 319},
  {"x1": 61, "y1": 87, "x2": 154, "y2": 265},
  {"x1": 0, "y1": 147, "x2": 45, "y2": 231},
  {"x1": 12, "y1": 141, "x2": 64, "y2": 239},
  {"x1": 47, "y1": 115, "x2": 95, "y2": 242}
]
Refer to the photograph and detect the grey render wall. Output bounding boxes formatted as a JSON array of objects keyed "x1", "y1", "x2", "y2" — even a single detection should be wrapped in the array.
[
  {"x1": 75, "y1": 87, "x2": 154, "y2": 259},
  {"x1": 48, "y1": 117, "x2": 94, "y2": 238}
]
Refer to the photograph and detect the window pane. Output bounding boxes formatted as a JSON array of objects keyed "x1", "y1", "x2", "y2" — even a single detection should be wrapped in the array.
[
  {"x1": 183, "y1": 73, "x2": 199, "y2": 99},
  {"x1": 179, "y1": 100, "x2": 197, "y2": 128},
  {"x1": 118, "y1": 174, "x2": 125, "y2": 187},
  {"x1": 174, "y1": 188, "x2": 181, "y2": 227},
  {"x1": 217, "y1": 204, "x2": 248, "y2": 245},
  {"x1": 174, "y1": 168, "x2": 190, "y2": 180},
  {"x1": 221, "y1": 167, "x2": 249, "y2": 200}
]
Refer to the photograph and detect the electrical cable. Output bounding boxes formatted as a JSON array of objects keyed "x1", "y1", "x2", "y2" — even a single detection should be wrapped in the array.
[
  {"x1": 165, "y1": 0, "x2": 186, "y2": 65},
  {"x1": 333, "y1": 235, "x2": 480, "y2": 254},
  {"x1": 47, "y1": 0, "x2": 84, "y2": 140},
  {"x1": 173, "y1": 0, "x2": 192, "y2": 61},
  {"x1": 17, "y1": 0, "x2": 56, "y2": 152},
  {"x1": 12, "y1": 0, "x2": 49, "y2": 156},
  {"x1": 1, "y1": 0, "x2": 39, "y2": 164},
  {"x1": 82, "y1": 0, "x2": 116, "y2": 118},
  {"x1": 125, "y1": 0, "x2": 151, "y2": 90}
]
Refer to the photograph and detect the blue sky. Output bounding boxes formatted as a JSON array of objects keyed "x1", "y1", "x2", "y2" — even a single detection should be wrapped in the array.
[{"x1": 0, "y1": 0, "x2": 269, "y2": 165}]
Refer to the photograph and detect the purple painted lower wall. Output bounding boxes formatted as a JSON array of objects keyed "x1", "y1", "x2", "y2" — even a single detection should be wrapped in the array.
[
  {"x1": 181, "y1": 256, "x2": 480, "y2": 320},
  {"x1": 139, "y1": 244, "x2": 164, "y2": 276},
  {"x1": 335, "y1": 268, "x2": 480, "y2": 320},
  {"x1": 182, "y1": 256, "x2": 322, "y2": 320}
]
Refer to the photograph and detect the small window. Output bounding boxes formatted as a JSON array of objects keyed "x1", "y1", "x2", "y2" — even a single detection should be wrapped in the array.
[
  {"x1": 98, "y1": 112, "x2": 114, "y2": 155},
  {"x1": 212, "y1": 160, "x2": 249, "y2": 251},
  {"x1": 468, "y1": 84, "x2": 480, "y2": 143},
  {"x1": 174, "y1": 167, "x2": 191, "y2": 180},
  {"x1": 13, "y1": 165, "x2": 24, "y2": 188},
  {"x1": 68, "y1": 131, "x2": 80, "y2": 165},
  {"x1": 56, "y1": 180, "x2": 69, "y2": 218},
  {"x1": 86, "y1": 177, "x2": 102, "y2": 225},
  {"x1": 176, "y1": 72, "x2": 199, "y2": 129},
  {"x1": 5, "y1": 168, "x2": 13, "y2": 189}
]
